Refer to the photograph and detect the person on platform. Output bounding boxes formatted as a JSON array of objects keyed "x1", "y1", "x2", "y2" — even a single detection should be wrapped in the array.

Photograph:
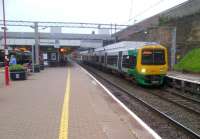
[{"x1": 9, "y1": 55, "x2": 17, "y2": 65}]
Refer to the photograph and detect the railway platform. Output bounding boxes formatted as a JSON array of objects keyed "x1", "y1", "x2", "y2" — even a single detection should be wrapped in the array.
[
  {"x1": 0, "y1": 68, "x2": 4, "y2": 88},
  {"x1": 166, "y1": 71, "x2": 200, "y2": 95},
  {"x1": 0, "y1": 62, "x2": 160, "y2": 139},
  {"x1": 167, "y1": 71, "x2": 200, "y2": 84}
]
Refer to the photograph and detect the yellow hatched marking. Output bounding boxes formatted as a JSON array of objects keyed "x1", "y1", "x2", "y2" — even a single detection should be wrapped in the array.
[{"x1": 59, "y1": 68, "x2": 71, "y2": 139}]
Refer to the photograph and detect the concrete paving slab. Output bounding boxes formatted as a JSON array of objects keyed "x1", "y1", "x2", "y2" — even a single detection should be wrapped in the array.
[
  {"x1": 0, "y1": 68, "x2": 4, "y2": 87},
  {"x1": 0, "y1": 63, "x2": 158, "y2": 139},
  {"x1": 0, "y1": 68, "x2": 67, "y2": 139},
  {"x1": 69, "y1": 63, "x2": 155, "y2": 139}
]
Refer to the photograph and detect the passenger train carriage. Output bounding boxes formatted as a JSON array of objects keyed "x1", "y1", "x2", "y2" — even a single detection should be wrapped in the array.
[{"x1": 80, "y1": 41, "x2": 168, "y2": 86}]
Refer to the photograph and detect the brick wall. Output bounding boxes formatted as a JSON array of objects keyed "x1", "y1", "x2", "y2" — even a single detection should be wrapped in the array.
[{"x1": 116, "y1": 0, "x2": 200, "y2": 67}]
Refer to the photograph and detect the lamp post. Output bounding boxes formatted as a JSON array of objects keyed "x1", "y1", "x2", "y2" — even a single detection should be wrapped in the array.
[
  {"x1": 2, "y1": 0, "x2": 9, "y2": 86},
  {"x1": 171, "y1": 27, "x2": 177, "y2": 69}
]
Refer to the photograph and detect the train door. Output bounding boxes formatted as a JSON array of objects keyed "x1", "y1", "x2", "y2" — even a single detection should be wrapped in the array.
[
  {"x1": 105, "y1": 53, "x2": 107, "y2": 67},
  {"x1": 118, "y1": 51, "x2": 122, "y2": 71}
]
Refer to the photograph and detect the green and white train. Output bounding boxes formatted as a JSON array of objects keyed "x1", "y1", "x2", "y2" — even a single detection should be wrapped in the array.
[{"x1": 80, "y1": 41, "x2": 168, "y2": 86}]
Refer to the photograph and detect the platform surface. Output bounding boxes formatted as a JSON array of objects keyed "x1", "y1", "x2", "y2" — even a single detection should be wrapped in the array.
[
  {"x1": 0, "y1": 63, "x2": 157, "y2": 139},
  {"x1": 167, "y1": 71, "x2": 200, "y2": 83},
  {"x1": 0, "y1": 68, "x2": 67, "y2": 139},
  {"x1": 0, "y1": 68, "x2": 4, "y2": 87}
]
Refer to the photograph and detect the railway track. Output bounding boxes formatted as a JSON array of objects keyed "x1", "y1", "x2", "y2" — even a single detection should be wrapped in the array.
[
  {"x1": 82, "y1": 65, "x2": 200, "y2": 139},
  {"x1": 164, "y1": 88, "x2": 200, "y2": 107},
  {"x1": 148, "y1": 88, "x2": 200, "y2": 115}
]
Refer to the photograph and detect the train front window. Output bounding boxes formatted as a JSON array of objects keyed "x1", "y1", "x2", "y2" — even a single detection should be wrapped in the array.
[{"x1": 142, "y1": 49, "x2": 165, "y2": 65}]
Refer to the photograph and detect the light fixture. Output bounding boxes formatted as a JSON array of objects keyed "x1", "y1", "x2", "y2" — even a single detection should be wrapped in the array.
[{"x1": 141, "y1": 68, "x2": 146, "y2": 73}]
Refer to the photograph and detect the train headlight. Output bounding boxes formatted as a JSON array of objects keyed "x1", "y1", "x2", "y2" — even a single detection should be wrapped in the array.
[{"x1": 141, "y1": 68, "x2": 146, "y2": 73}]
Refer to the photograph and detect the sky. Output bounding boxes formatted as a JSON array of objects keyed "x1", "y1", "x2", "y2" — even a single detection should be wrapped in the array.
[{"x1": 0, "y1": 0, "x2": 189, "y2": 33}]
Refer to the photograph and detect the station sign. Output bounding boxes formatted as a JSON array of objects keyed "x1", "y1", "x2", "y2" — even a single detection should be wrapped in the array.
[{"x1": 54, "y1": 40, "x2": 60, "y2": 48}]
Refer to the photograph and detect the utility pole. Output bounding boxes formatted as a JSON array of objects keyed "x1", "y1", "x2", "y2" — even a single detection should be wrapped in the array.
[
  {"x1": 2, "y1": 0, "x2": 9, "y2": 86},
  {"x1": 171, "y1": 27, "x2": 176, "y2": 70},
  {"x1": 31, "y1": 45, "x2": 35, "y2": 72},
  {"x1": 34, "y1": 22, "x2": 40, "y2": 67}
]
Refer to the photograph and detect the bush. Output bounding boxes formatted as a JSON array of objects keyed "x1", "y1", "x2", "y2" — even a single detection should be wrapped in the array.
[
  {"x1": 9, "y1": 64, "x2": 26, "y2": 72},
  {"x1": 174, "y1": 48, "x2": 200, "y2": 73}
]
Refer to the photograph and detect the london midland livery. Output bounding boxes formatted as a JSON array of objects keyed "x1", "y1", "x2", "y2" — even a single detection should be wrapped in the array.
[{"x1": 80, "y1": 41, "x2": 168, "y2": 86}]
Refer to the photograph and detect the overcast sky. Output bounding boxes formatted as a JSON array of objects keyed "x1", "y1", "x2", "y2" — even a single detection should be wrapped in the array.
[
  {"x1": 0, "y1": 0, "x2": 188, "y2": 24},
  {"x1": 0, "y1": 0, "x2": 188, "y2": 33}
]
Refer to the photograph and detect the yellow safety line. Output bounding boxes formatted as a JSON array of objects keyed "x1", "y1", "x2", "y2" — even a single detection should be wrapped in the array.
[{"x1": 59, "y1": 68, "x2": 71, "y2": 139}]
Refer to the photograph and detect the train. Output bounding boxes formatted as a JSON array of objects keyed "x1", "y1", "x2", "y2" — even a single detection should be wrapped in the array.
[{"x1": 80, "y1": 41, "x2": 168, "y2": 86}]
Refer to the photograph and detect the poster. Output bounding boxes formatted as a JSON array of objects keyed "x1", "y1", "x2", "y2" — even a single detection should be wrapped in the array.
[{"x1": 51, "y1": 53, "x2": 57, "y2": 61}]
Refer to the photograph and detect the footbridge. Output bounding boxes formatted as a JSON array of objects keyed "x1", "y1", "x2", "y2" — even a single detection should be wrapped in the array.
[{"x1": 0, "y1": 20, "x2": 128, "y2": 49}]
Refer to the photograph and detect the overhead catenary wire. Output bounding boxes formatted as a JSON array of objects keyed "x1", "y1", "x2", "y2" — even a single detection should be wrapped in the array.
[
  {"x1": 128, "y1": 0, "x2": 166, "y2": 22},
  {"x1": 128, "y1": 0, "x2": 134, "y2": 23}
]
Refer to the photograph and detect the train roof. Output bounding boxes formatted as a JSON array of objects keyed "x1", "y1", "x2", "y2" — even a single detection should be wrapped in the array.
[
  {"x1": 80, "y1": 41, "x2": 166, "y2": 55},
  {"x1": 79, "y1": 50, "x2": 89, "y2": 55},
  {"x1": 95, "y1": 47, "x2": 105, "y2": 52},
  {"x1": 103, "y1": 41, "x2": 161, "y2": 53}
]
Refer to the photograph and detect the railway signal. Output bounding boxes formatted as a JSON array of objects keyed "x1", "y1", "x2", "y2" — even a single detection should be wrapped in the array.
[{"x1": 59, "y1": 48, "x2": 65, "y2": 53}]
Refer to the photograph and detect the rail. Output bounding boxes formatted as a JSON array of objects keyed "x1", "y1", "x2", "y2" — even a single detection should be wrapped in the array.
[{"x1": 84, "y1": 65, "x2": 200, "y2": 139}]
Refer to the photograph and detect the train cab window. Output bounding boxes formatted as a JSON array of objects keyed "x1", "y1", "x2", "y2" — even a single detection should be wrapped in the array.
[
  {"x1": 107, "y1": 55, "x2": 118, "y2": 66},
  {"x1": 129, "y1": 56, "x2": 136, "y2": 68},
  {"x1": 154, "y1": 50, "x2": 165, "y2": 65},
  {"x1": 122, "y1": 55, "x2": 136, "y2": 68},
  {"x1": 142, "y1": 49, "x2": 165, "y2": 65}
]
